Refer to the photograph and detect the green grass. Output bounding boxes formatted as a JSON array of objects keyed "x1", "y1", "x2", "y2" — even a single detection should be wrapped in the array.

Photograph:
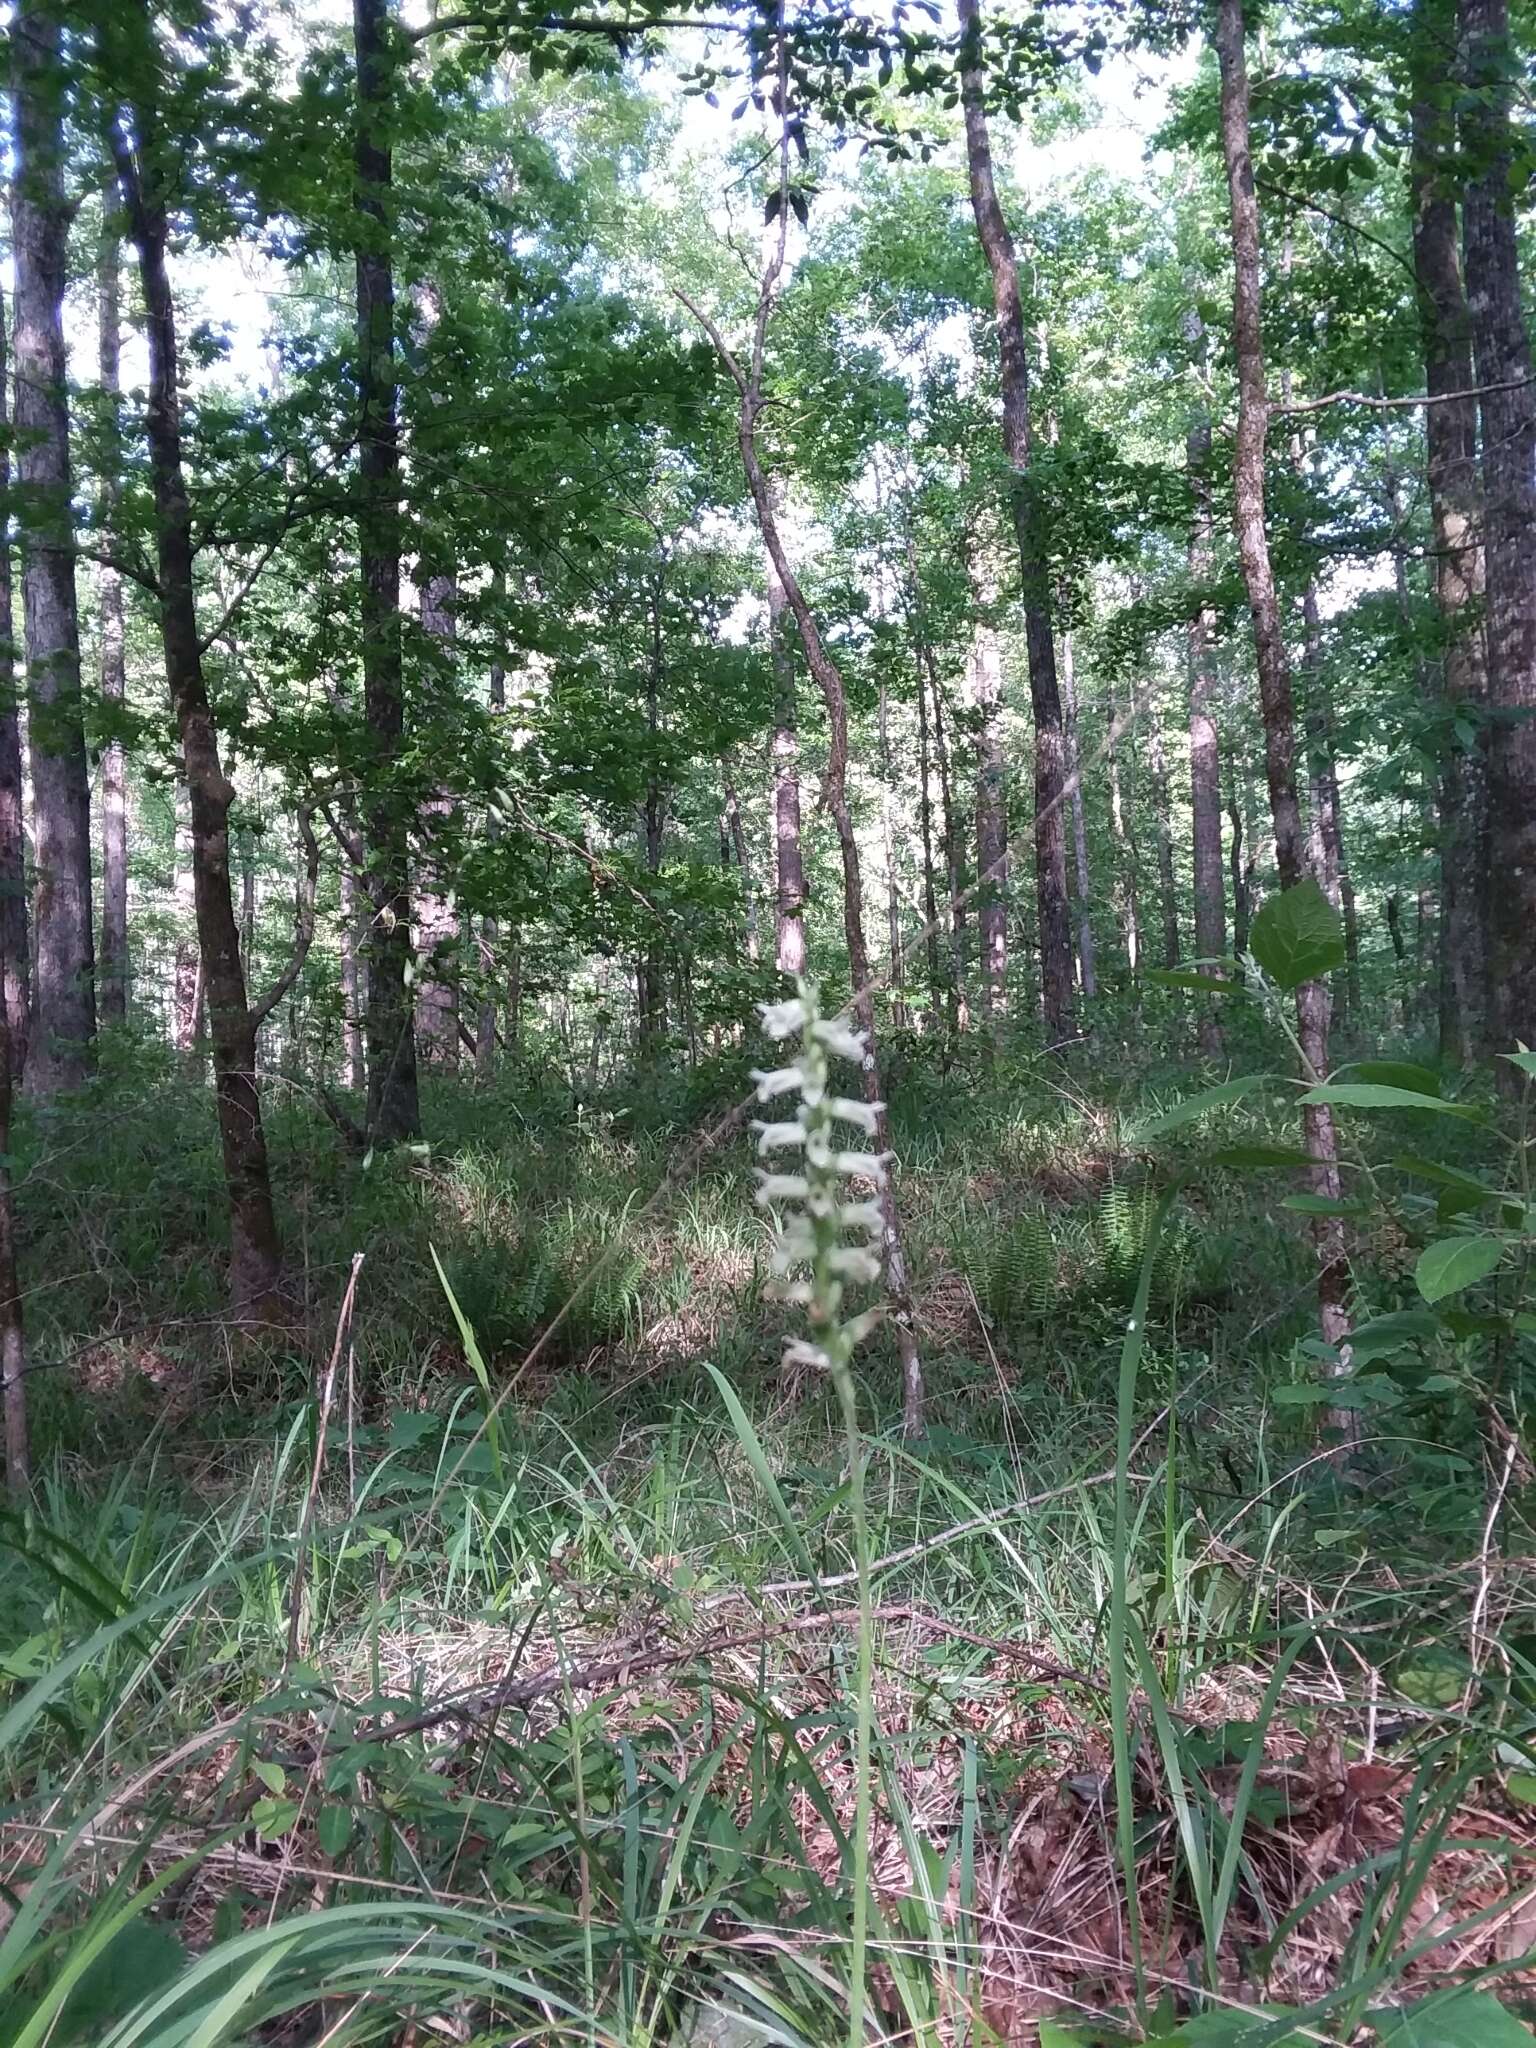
[{"x1": 2, "y1": 1035, "x2": 1535, "y2": 2043}]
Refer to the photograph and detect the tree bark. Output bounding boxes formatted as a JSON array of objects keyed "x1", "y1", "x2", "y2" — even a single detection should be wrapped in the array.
[
  {"x1": 1148, "y1": 693, "x2": 1180, "y2": 970},
  {"x1": 0, "y1": 982, "x2": 24, "y2": 1495},
  {"x1": 955, "y1": 0, "x2": 1074, "y2": 1047},
  {"x1": 768, "y1": 492, "x2": 807, "y2": 980},
  {"x1": 638, "y1": 572, "x2": 667, "y2": 1057},
  {"x1": 910, "y1": 615, "x2": 944, "y2": 1031},
  {"x1": 0, "y1": 268, "x2": 30, "y2": 1081},
  {"x1": 109, "y1": 88, "x2": 286, "y2": 1322},
  {"x1": 414, "y1": 572, "x2": 461, "y2": 1071},
  {"x1": 354, "y1": 0, "x2": 420, "y2": 1140},
  {"x1": 98, "y1": 218, "x2": 130, "y2": 1029},
  {"x1": 13, "y1": 0, "x2": 96, "y2": 1093},
  {"x1": 1216, "y1": 0, "x2": 1353, "y2": 1420},
  {"x1": 1106, "y1": 685, "x2": 1141, "y2": 975},
  {"x1": 877, "y1": 676, "x2": 907, "y2": 1026},
  {"x1": 1187, "y1": 408, "x2": 1227, "y2": 1053},
  {"x1": 720, "y1": 760, "x2": 759, "y2": 964},
  {"x1": 342, "y1": 867, "x2": 366, "y2": 1091},
  {"x1": 1058, "y1": 631, "x2": 1097, "y2": 1002},
  {"x1": 968, "y1": 610, "x2": 1008, "y2": 1039},
  {"x1": 476, "y1": 635, "x2": 505, "y2": 1079},
  {"x1": 1459, "y1": 0, "x2": 1536, "y2": 1063},
  {"x1": 1408, "y1": 0, "x2": 1486, "y2": 1062}
]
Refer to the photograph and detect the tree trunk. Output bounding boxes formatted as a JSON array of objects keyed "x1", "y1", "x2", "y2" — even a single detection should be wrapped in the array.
[
  {"x1": 354, "y1": 0, "x2": 420, "y2": 1141},
  {"x1": 911, "y1": 623, "x2": 944, "y2": 1031},
  {"x1": 414, "y1": 573, "x2": 461, "y2": 1071},
  {"x1": 968, "y1": 611, "x2": 1008, "y2": 1040},
  {"x1": 97, "y1": 218, "x2": 130, "y2": 1030},
  {"x1": 1228, "y1": 763, "x2": 1251, "y2": 959},
  {"x1": 877, "y1": 678, "x2": 907, "y2": 1026},
  {"x1": 768, "y1": 496, "x2": 807, "y2": 980},
  {"x1": 109, "y1": 87, "x2": 287, "y2": 1322},
  {"x1": 955, "y1": 0, "x2": 1074, "y2": 1047},
  {"x1": 173, "y1": 782, "x2": 202, "y2": 1058},
  {"x1": 1106, "y1": 686, "x2": 1141, "y2": 975},
  {"x1": 0, "y1": 982, "x2": 24, "y2": 1495},
  {"x1": 1187, "y1": 408, "x2": 1227, "y2": 1054},
  {"x1": 1216, "y1": 0, "x2": 1353, "y2": 1418},
  {"x1": 1460, "y1": 0, "x2": 1536, "y2": 1062},
  {"x1": 476, "y1": 641, "x2": 505, "y2": 1080},
  {"x1": 1148, "y1": 694, "x2": 1180, "y2": 969},
  {"x1": 0, "y1": 270, "x2": 30, "y2": 1081},
  {"x1": 1059, "y1": 631, "x2": 1097, "y2": 1002},
  {"x1": 13, "y1": 0, "x2": 96, "y2": 1094},
  {"x1": 638, "y1": 573, "x2": 667, "y2": 1057},
  {"x1": 720, "y1": 758, "x2": 759, "y2": 963},
  {"x1": 342, "y1": 867, "x2": 366, "y2": 1091}
]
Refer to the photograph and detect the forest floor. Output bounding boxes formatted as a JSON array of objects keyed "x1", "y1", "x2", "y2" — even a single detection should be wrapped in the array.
[{"x1": 3, "y1": 1027, "x2": 1536, "y2": 2045}]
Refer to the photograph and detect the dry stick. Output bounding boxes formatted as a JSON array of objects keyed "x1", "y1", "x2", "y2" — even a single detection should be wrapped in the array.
[
  {"x1": 1466, "y1": 1435, "x2": 1520, "y2": 1709},
  {"x1": 286, "y1": 1253, "x2": 364, "y2": 1670}
]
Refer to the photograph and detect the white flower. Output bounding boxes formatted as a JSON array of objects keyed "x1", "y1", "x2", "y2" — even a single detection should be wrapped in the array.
[
  {"x1": 838, "y1": 1199, "x2": 885, "y2": 1237},
  {"x1": 827, "y1": 1097, "x2": 881, "y2": 1134},
  {"x1": 828, "y1": 1246, "x2": 882, "y2": 1284},
  {"x1": 752, "y1": 1119, "x2": 805, "y2": 1154},
  {"x1": 811, "y1": 1017, "x2": 867, "y2": 1061},
  {"x1": 758, "y1": 996, "x2": 809, "y2": 1040},
  {"x1": 782, "y1": 1338, "x2": 832, "y2": 1373},
  {"x1": 755, "y1": 1172, "x2": 809, "y2": 1206},
  {"x1": 750, "y1": 1065, "x2": 803, "y2": 1102},
  {"x1": 833, "y1": 1150, "x2": 890, "y2": 1186}
]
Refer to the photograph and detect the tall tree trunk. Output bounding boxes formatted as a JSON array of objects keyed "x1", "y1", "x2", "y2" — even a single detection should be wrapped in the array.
[
  {"x1": 13, "y1": 0, "x2": 96, "y2": 1093},
  {"x1": 1106, "y1": 686, "x2": 1141, "y2": 975},
  {"x1": 638, "y1": 573, "x2": 667, "y2": 1056},
  {"x1": 109, "y1": 99, "x2": 286, "y2": 1320},
  {"x1": 877, "y1": 678, "x2": 907, "y2": 1026},
  {"x1": 968, "y1": 611, "x2": 1008, "y2": 1039},
  {"x1": 1148, "y1": 694, "x2": 1180, "y2": 969},
  {"x1": 476, "y1": 637, "x2": 505, "y2": 1080},
  {"x1": 911, "y1": 624, "x2": 944, "y2": 1031},
  {"x1": 0, "y1": 979, "x2": 23, "y2": 1495},
  {"x1": 1460, "y1": 0, "x2": 1536, "y2": 1062},
  {"x1": 342, "y1": 867, "x2": 366, "y2": 1091},
  {"x1": 354, "y1": 0, "x2": 420, "y2": 1140},
  {"x1": 1187, "y1": 407, "x2": 1227, "y2": 1054},
  {"x1": 768, "y1": 496, "x2": 807, "y2": 980},
  {"x1": 173, "y1": 782, "x2": 202, "y2": 1058},
  {"x1": 98, "y1": 218, "x2": 130, "y2": 1029},
  {"x1": 414, "y1": 573, "x2": 461, "y2": 1071},
  {"x1": 720, "y1": 760, "x2": 760, "y2": 964},
  {"x1": 1059, "y1": 631, "x2": 1097, "y2": 1001},
  {"x1": 1299, "y1": 587, "x2": 1362, "y2": 1029},
  {"x1": 0, "y1": 269, "x2": 30, "y2": 1080},
  {"x1": 928, "y1": 661, "x2": 969, "y2": 1033},
  {"x1": 1216, "y1": 0, "x2": 1353, "y2": 1415},
  {"x1": 1408, "y1": 0, "x2": 1486, "y2": 1062},
  {"x1": 1228, "y1": 762, "x2": 1251, "y2": 958},
  {"x1": 955, "y1": 0, "x2": 1074, "y2": 1047}
]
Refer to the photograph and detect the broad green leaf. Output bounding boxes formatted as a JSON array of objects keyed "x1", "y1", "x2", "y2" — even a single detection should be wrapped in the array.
[
  {"x1": 1132, "y1": 1074, "x2": 1273, "y2": 1141},
  {"x1": 1210, "y1": 1143, "x2": 1316, "y2": 1169},
  {"x1": 1501, "y1": 1051, "x2": 1536, "y2": 1080},
  {"x1": 1160, "y1": 2009, "x2": 1308, "y2": 2044},
  {"x1": 252, "y1": 1758, "x2": 285, "y2": 1796},
  {"x1": 1347, "y1": 1059, "x2": 1442, "y2": 1097},
  {"x1": 1507, "y1": 1772, "x2": 1536, "y2": 1807},
  {"x1": 1414, "y1": 1235, "x2": 1504, "y2": 1304},
  {"x1": 1145, "y1": 967, "x2": 1236, "y2": 995},
  {"x1": 1301, "y1": 1084, "x2": 1486, "y2": 1123},
  {"x1": 1349, "y1": 1311, "x2": 1438, "y2": 1364},
  {"x1": 1249, "y1": 878, "x2": 1346, "y2": 989},
  {"x1": 1272, "y1": 1381, "x2": 1369, "y2": 1408},
  {"x1": 317, "y1": 1803, "x2": 353, "y2": 1856},
  {"x1": 1393, "y1": 1155, "x2": 1500, "y2": 1199},
  {"x1": 1370, "y1": 1988, "x2": 1533, "y2": 2043},
  {"x1": 1281, "y1": 1194, "x2": 1368, "y2": 1217}
]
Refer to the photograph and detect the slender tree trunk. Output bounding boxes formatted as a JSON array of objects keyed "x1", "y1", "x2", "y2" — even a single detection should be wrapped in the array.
[
  {"x1": 13, "y1": 0, "x2": 96, "y2": 1093},
  {"x1": 878, "y1": 678, "x2": 906, "y2": 1026},
  {"x1": 967, "y1": 609, "x2": 1008, "y2": 1040},
  {"x1": 1228, "y1": 763, "x2": 1251, "y2": 959},
  {"x1": 0, "y1": 981, "x2": 23, "y2": 1495},
  {"x1": 1106, "y1": 687, "x2": 1141, "y2": 974},
  {"x1": 173, "y1": 782, "x2": 201, "y2": 1058},
  {"x1": 721, "y1": 760, "x2": 759, "y2": 964},
  {"x1": 1460, "y1": 0, "x2": 1536, "y2": 1062},
  {"x1": 956, "y1": 0, "x2": 1073, "y2": 1046},
  {"x1": 911, "y1": 627, "x2": 944, "y2": 1031},
  {"x1": 929, "y1": 662, "x2": 969, "y2": 1033},
  {"x1": 1148, "y1": 694, "x2": 1180, "y2": 969},
  {"x1": 1216, "y1": 0, "x2": 1353, "y2": 1416},
  {"x1": 110, "y1": 101, "x2": 286, "y2": 1319},
  {"x1": 1187, "y1": 408, "x2": 1227, "y2": 1054},
  {"x1": 768, "y1": 493, "x2": 807, "y2": 980},
  {"x1": 342, "y1": 868, "x2": 366, "y2": 1091},
  {"x1": 0, "y1": 275, "x2": 30, "y2": 1081},
  {"x1": 476, "y1": 640, "x2": 505, "y2": 1080},
  {"x1": 1408, "y1": 0, "x2": 1487, "y2": 1062},
  {"x1": 639, "y1": 574, "x2": 666, "y2": 1056},
  {"x1": 97, "y1": 219, "x2": 130, "y2": 1029},
  {"x1": 354, "y1": 0, "x2": 419, "y2": 1141},
  {"x1": 414, "y1": 573, "x2": 460, "y2": 1070},
  {"x1": 1058, "y1": 631, "x2": 1097, "y2": 1002}
]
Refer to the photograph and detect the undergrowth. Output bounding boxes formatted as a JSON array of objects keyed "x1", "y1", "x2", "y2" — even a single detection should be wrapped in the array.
[{"x1": 2, "y1": 1029, "x2": 1535, "y2": 2044}]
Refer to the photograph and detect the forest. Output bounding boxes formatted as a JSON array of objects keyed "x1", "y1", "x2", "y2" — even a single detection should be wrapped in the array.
[{"x1": 2, "y1": 0, "x2": 1536, "y2": 2039}]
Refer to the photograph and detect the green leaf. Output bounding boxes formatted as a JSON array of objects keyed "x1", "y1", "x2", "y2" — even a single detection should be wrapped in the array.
[
  {"x1": 1272, "y1": 1381, "x2": 1368, "y2": 1408},
  {"x1": 1369, "y1": 1988, "x2": 1534, "y2": 2043},
  {"x1": 317, "y1": 1803, "x2": 353, "y2": 1856},
  {"x1": 1281, "y1": 1194, "x2": 1368, "y2": 1216},
  {"x1": 1144, "y1": 967, "x2": 1236, "y2": 995},
  {"x1": 1132, "y1": 1074, "x2": 1273, "y2": 1142},
  {"x1": 1159, "y1": 2009, "x2": 1308, "y2": 2044},
  {"x1": 1349, "y1": 1310, "x2": 1438, "y2": 1364},
  {"x1": 1301, "y1": 1084, "x2": 1486, "y2": 1123},
  {"x1": 1414, "y1": 1235, "x2": 1504, "y2": 1303},
  {"x1": 1347, "y1": 1060, "x2": 1442, "y2": 1097},
  {"x1": 1507, "y1": 1772, "x2": 1536, "y2": 1807},
  {"x1": 1249, "y1": 878, "x2": 1345, "y2": 989},
  {"x1": 249, "y1": 1797, "x2": 299, "y2": 1840},
  {"x1": 1209, "y1": 1143, "x2": 1316, "y2": 1169},
  {"x1": 1501, "y1": 1051, "x2": 1536, "y2": 1079},
  {"x1": 252, "y1": 1758, "x2": 285, "y2": 1796}
]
